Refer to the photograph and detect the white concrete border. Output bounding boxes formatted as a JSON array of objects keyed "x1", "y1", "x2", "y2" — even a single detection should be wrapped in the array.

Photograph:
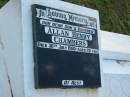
[
  {"x1": 0, "y1": 0, "x2": 130, "y2": 97},
  {"x1": 101, "y1": 31, "x2": 130, "y2": 61}
]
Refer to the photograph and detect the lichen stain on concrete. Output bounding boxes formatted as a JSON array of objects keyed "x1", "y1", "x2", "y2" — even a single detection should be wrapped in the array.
[
  {"x1": 67, "y1": 88, "x2": 100, "y2": 97},
  {"x1": 86, "y1": 88, "x2": 101, "y2": 97},
  {"x1": 0, "y1": 33, "x2": 4, "y2": 50}
]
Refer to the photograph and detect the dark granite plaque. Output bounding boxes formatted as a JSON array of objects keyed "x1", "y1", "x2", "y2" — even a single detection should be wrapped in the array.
[{"x1": 32, "y1": 4, "x2": 101, "y2": 88}]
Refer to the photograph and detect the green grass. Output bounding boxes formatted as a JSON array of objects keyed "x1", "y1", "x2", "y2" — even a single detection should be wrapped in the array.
[
  {"x1": 0, "y1": 0, "x2": 130, "y2": 35},
  {"x1": 65, "y1": 0, "x2": 130, "y2": 35}
]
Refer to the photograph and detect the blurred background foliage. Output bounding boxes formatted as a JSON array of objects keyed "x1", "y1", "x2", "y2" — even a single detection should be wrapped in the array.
[
  {"x1": 0, "y1": 0, "x2": 8, "y2": 8},
  {"x1": 65, "y1": 0, "x2": 130, "y2": 35},
  {"x1": 0, "y1": 0, "x2": 130, "y2": 35}
]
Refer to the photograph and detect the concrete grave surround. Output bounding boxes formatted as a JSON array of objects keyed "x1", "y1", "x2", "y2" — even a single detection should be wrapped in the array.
[{"x1": 0, "y1": 0, "x2": 130, "y2": 97}]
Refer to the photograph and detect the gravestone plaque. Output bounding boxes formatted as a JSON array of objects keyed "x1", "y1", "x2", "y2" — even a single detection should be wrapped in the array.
[{"x1": 32, "y1": 4, "x2": 101, "y2": 88}]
